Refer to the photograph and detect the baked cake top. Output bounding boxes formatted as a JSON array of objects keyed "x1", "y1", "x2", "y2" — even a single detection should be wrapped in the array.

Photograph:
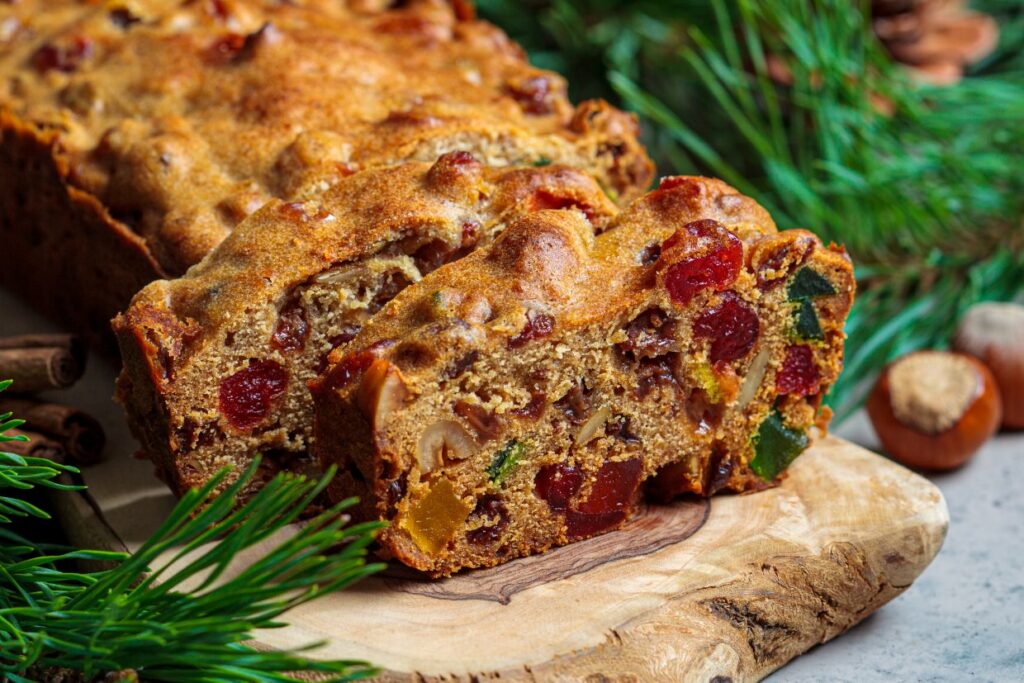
[{"x1": 0, "y1": 0, "x2": 653, "y2": 272}]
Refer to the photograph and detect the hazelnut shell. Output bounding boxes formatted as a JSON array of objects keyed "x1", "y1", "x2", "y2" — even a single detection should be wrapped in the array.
[
  {"x1": 952, "y1": 302, "x2": 1024, "y2": 429},
  {"x1": 867, "y1": 351, "x2": 1001, "y2": 470}
]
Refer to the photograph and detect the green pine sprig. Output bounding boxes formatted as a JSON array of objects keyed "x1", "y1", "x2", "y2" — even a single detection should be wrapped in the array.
[
  {"x1": 0, "y1": 380, "x2": 385, "y2": 682},
  {"x1": 479, "y1": 0, "x2": 1024, "y2": 421}
]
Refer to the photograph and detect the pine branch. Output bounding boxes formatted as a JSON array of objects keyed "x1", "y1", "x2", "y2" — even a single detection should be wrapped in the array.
[
  {"x1": 0, "y1": 382, "x2": 385, "y2": 682},
  {"x1": 479, "y1": 0, "x2": 1024, "y2": 419}
]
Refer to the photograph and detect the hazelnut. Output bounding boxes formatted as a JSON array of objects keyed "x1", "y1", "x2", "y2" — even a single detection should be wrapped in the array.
[
  {"x1": 416, "y1": 421, "x2": 477, "y2": 473},
  {"x1": 867, "y1": 351, "x2": 1002, "y2": 470},
  {"x1": 357, "y1": 359, "x2": 408, "y2": 427},
  {"x1": 952, "y1": 302, "x2": 1024, "y2": 429}
]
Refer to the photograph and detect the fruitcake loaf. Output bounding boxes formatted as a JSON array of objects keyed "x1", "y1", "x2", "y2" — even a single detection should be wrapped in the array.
[
  {"x1": 311, "y1": 176, "x2": 855, "y2": 576},
  {"x1": 113, "y1": 153, "x2": 615, "y2": 497},
  {"x1": 0, "y1": 0, "x2": 652, "y2": 344}
]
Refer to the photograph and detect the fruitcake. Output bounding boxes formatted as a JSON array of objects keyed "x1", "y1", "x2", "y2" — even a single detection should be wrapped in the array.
[
  {"x1": 0, "y1": 0, "x2": 652, "y2": 344},
  {"x1": 113, "y1": 153, "x2": 615, "y2": 497},
  {"x1": 311, "y1": 176, "x2": 855, "y2": 576}
]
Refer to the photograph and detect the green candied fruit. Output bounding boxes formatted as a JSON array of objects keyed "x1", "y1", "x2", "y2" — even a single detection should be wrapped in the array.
[
  {"x1": 787, "y1": 267, "x2": 836, "y2": 301},
  {"x1": 793, "y1": 298, "x2": 824, "y2": 341},
  {"x1": 532, "y1": 156, "x2": 553, "y2": 167},
  {"x1": 749, "y1": 411, "x2": 809, "y2": 481},
  {"x1": 486, "y1": 439, "x2": 528, "y2": 484},
  {"x1": 787, "y1": 268, "x2": 835, "y2": 342}
]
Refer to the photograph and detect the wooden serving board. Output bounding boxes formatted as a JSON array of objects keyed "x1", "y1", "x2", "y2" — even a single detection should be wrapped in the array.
[{"x1": 56, "y1": 436, "x2": 947, "y2": 682}]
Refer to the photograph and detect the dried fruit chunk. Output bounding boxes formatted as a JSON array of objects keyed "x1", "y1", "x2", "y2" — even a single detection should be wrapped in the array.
[
  {"x1": 776, "y1": 345, "x2": 820, "y2": 397},
  {"x1": 218, "y1": 360, "x2": 288, "y2": 429},
  {"x1": 792, "y1": 299, "x2": 824, "y2": 341},
  {"x1": 535, "y1": 462, "x2": 583, "y2": 511},
  {"x1": 466, "y1": 494, "x2": 509, "y2": 545},
  {"x1": 454, "y1": 401, "x2": 502, "y2": 441},
  {"x1": 508, "y1": 310, "x2": 554, "y2": 348},
  {"x1": 567, "y1": 458, "x2": 642, "y2": 539},
  {"x1": 788, "y1": 268, "x2": 836, "y2": 300},
  {"x1": 270, "y1": 295, "x2": 309, "y2": 352},
  {"x1": 619, "y1": 308, "x2": 676, "y2": 359},
  {"x1": 659, "y1": 220, "x2": 743, "y2": 306},
  {"x1": 486, "y1": 439, "x2": 527, "y2": 484},
  {"x1": 401, "y1": 479, "x2": 471, "y2": 554},
  {"x1": 693, "y1": 292, "x2": 760, "y2": 363},
  {"x1": 33, "y1": 36, "x2": 93, "y2": 73},
  {"x1": 749, "y1": 411, "x2": 808, "y2": 481}
]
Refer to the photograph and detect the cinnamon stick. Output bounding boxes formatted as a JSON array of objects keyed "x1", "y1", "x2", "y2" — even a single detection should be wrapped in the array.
[
  {"x1": 0, "y1": 398, "x2": 105, "y2": 464},
  {"x1": 4, "y1": 428, "x2": 66, "y2": 464},
  {"x1": 0, "y1": 334, "x2": 86, "y2": 393}
]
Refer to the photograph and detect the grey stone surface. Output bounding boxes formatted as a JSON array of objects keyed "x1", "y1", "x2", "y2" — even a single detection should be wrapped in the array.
[{"x1": 774, "y1": 413, "x2": 1024, "y2": 682}]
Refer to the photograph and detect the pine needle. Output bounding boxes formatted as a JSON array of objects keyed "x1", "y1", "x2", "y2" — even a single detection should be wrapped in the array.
[{"x1": 0, "y1": 382, "x2": 385, "y2": 682}]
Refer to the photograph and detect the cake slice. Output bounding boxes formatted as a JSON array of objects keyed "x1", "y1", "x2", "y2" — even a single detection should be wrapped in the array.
[
  {"x1": 311, "y1": 176, "x2": 855, "y2": 576},
  {"x1": 113, "y1": 153, "x2": 615, "y2": 498}
]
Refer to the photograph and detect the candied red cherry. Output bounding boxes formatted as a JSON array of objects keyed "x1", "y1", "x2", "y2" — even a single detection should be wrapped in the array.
[
  {"x1": 576, "y1": 458, "x2": 642, "y2": 515},
  {"x1": 270, "y1": 296, "x2": 309, "y2": 352},
  {"x1": 659, "y1": 220, "x2": 743, "y2": 306},
  {"x1": 324, "y1": 350, "x2": 376, "y2": 389},
  {"x1": 504, "y1": 75, "x2": 557, "y2": 115},
  {"x1": 508, "y1": 310, "x2": 554, "y2": 348},
  {"x1": 566, "y1": 458, "x2": 643, "y2": 539},
  {"x1": 535, "y1": 462, "x2": 583, "y2": 512},
  {"x1": 466, "y1": 494, "x2": 510, "y2": 545},
  {"x1": 776, "y1": 345, "x2": 820, "y2": 397},
  {"x1": 219, "y1": 359, "x2": 288, "y2": 430},
  {"x1": 530, "y1": 189, "x2": 596, "y2": 222},
  {"x1": 693, "y1": 292, "x2": 760, "y2": 363}
]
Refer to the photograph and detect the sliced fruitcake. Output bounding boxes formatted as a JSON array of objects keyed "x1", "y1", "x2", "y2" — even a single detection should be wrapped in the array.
[
  {"x1": 113, "y1": 153, "x2": 615, "y2": 498},
  {"x1": 311, "y1": 176, "x2": 855, "y2": 575}
]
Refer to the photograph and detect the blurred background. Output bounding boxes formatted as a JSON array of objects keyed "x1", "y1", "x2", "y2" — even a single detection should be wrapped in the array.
[{"x1": 478, "y1": 0, "x2": 1024, "y2": 423}]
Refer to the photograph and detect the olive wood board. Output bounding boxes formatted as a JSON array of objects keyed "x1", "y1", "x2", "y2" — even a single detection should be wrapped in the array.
[{"x1": 54, "y1": 436, "x2": 948, "y2": 682}]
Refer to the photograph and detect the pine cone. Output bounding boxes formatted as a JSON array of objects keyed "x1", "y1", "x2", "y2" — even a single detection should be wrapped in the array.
[{"x1": 872, "y1": 0, "x2": 999, "y2": 85}]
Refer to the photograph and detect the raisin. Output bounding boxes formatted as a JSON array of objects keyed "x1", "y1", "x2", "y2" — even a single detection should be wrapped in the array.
[
  {"x1": 508, "y1": 311, "x2": 554, "y2": 348},
  {"x1": 703, "y1": 446, "x2": 734, "y2": 496},
  {"x1": 270, "y1": 295, "x2": 309, "y2": 352},
  {"x1": 504, "y1": 392, "x2": 542, "y2": 419},
  {"x1": 618, "y1": 308, "x2": 676, "y2": 359},
  {"x1": 466, "y1": 494, "x2": 509, "y2": 545},
  {"x1": 692, "y1": 292, "x2": 760, "y2": 364},
  {"x1": 33, "y1": 36, "x2": 93, "y2": 73},
  {"x1": 535, "y1": 462, "x2": 583, "y2": 512},
  {"x1": 368, "y1": 272, "x2": 413, "y2": 313},
  {"x1": 567, "y1": 458, "x2": 643, "y2": 540},
  {"x1": 218, "y1": 359, "x2": 288, "y2": 430},
  {"x1": 530, "y1": 189, "x2": 596, "y2": 222},
  {"x1": 635, "y1": 354, "x2": 679, "y2": 399},
  {"x1": 314, "y1": 325, "x2": 362, "y2": 373},
  {"x1": 605, "y1": 414, "x2": 641, "y2": 443},
  {"x1": 752, "y1": 233, "x2": 817, "y2": 290},
  {"x1": 639, "y1": 243, "x2": 661, "y2": 265},
  {"x1": 684, "y1": 387, "x2": 723, "y2": 434},
  {"x1": 504, "y1": 75, "x2": 557, "y2": 115},
  {"x1": 444, "y1": 350, "x2": 479, "y2": 379},
  {"x1": 386, "y1": 471, "x2": 408, "y2": 516},
  {"x1": 776, "y1": 345, "x2": 820, "y2": 397},
  {"x1": 323, "y1": 350, "x2": 375, "y2": 389},
  {"x1": 454, "y1": 401, "x2": 502, "y2": 441},
  {"x1": 554, "y1": 379, "x2": 591, "y2": 425},
  {"x1": 659, "y1": 220, "x2": 743, "y2": 306}
]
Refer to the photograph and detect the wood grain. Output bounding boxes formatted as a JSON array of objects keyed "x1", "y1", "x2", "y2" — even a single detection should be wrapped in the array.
[{"x1": 57, "y1": 436, "x2": 948, "y2": 682}]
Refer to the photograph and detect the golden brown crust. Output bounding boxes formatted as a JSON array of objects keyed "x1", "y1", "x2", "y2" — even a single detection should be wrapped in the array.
[
  {"x1": 0, "y1": 0, "x2": 653, "y2": 335},
  {"x1": 113, "y1": 156, "x2": 616, "y2": 498},
  {"x1": 312, "y1": 176, "x2": 856, "y2": 575}
]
